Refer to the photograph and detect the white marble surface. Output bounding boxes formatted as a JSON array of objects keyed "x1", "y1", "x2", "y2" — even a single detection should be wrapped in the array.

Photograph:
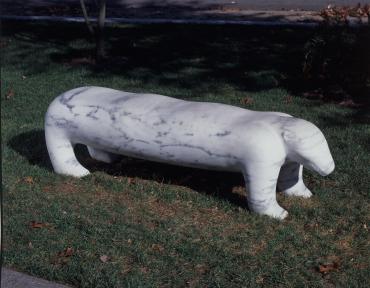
[{"x1": 45, "y1": 86, "x2": 335, "y2": 219}]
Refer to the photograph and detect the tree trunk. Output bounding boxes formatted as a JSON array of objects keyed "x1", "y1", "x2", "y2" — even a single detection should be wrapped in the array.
[
  {"x1": 96, "y1": 0, "x2": 107, "y2": 63},
  {"x1": 80, "y1": 0, "x2": 94, "y2": 35}
]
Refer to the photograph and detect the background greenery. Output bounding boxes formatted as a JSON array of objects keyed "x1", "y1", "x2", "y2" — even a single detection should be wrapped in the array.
[{"x1": 1, "y1": 21, "x2": 369, "y2": 287}]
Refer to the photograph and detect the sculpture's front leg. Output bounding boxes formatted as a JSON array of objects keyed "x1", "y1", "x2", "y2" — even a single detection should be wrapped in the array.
[
  {"x1": 243, "y1": 163, "x2": 288, "y2": 219},
  {"x1": 277, "y1": 162, "x2": 312, "y2": 198}
]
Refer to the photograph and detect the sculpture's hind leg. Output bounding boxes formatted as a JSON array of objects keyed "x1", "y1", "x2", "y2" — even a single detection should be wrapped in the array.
[
  {"x1": 87, "y1": 146, "x2": 121, "y2": 164},
  {"x1": 45, "y1": 128, "x2": 90, "y2": 177},
  {"x1": 243, "y1": 163, "x2": 288, "y2": 219},
  {"x1": 277, "y1": 162, "x2": 312, "y2": 198}
]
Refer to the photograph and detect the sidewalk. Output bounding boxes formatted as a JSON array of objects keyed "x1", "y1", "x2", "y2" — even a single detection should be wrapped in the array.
[{"x1": 1, "y1": 268, "x2": 72, "y2": 288}]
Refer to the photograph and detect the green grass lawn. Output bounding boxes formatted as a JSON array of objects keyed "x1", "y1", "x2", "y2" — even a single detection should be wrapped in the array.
[{"x1": 1, "y1": 21, "x2": 369, "y2": 287}]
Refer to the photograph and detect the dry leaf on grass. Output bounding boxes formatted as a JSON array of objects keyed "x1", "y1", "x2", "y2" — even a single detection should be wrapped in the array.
[
  {"x1": 23, "y1": 176, "x2": 34, "y2": 184},
  {"x1": 151, "y1": 244, "x2": 165, "y2": 252},
  {"x1": 59, "y1": 247, "x2": 74, "y2": 257},
  {"x1": 42, "y1": 186, "x2": 52, "y2": 193},
  {"x1": 29, "y1": 221, "x2": 51, "y2": 229},
  {"x1": 240, "y1": 96, "x2": 254, "y2": 105},
  {"x1": 139, "y1": 267, "x2": 150, "y2": 274},
  {"x1": 127, "y1": 177, "x2": 135, "y2": 185},
  {"x1": 0, "y1": 40, "x2": 9, "y2": 48},
  {"x1": 318, "y1": 262, "x2": 339, "y2": 274},
  {"x1": 5, "y1": 88, "x2": 14, "y2": 100},
  {"x1": 317, "y1": 256, "x2": 340, "y2": 274},
  {"x1": 195, "y1": 264, "x2": 209, "y2": 275},
  {"x1": 285, "y1": 95, "x2": 293, "y2": 104},
  {"x1": 64, "y1": 57, "x2": 96, "y2": 66},
  {"x1": 255, "y1": 275, "x2": 264, "y2": 284},
  {"x1": 99, "y1": 255, "x2": 110, "y2": 263},
  {"x1": 339, "y1": 99, "x2": 360, "y2": 108},
  {"x1": 52, "y1": 247, "x2": 74, "y2": 265}
]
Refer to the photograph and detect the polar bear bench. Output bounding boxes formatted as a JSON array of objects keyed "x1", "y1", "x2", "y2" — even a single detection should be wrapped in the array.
[{"x1": 45, "y1": 86, "x2": 335, "y2": 219}]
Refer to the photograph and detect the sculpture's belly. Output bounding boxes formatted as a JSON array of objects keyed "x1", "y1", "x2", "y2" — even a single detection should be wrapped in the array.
[{"x1": 70, "y1": 107, "x2": 244, "y2": 172}]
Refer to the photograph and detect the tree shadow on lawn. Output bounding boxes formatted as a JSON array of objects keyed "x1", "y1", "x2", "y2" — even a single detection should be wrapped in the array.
[
  {"x1": 8, "y1": 129, "x2": 247, "y2": 208},
  {"x1": 2, "y1": 21, "x2": 313, "y2": 96},
  {"x1": 4, "y1": 21, "x2": 369, "y2": 105}
]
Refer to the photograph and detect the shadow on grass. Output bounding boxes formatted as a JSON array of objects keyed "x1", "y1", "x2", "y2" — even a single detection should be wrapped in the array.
[
  {"x1": 4, "y1": 21, "x2": 369, "y2": 105},
  {"x1": 7, "y1": 129, "x2": 53, "y2": 171},
  {"x1": 8, "y1": 129, "x2": 247, "y2": 208},
  {"x1": 2, "y1": 21, "x2": 312, "y2": 95}
]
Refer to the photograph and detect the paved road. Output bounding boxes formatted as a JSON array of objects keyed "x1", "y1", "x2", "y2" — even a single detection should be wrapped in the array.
[{"x1": 126, "y1": 0, "x2": 368, "y2": 10}]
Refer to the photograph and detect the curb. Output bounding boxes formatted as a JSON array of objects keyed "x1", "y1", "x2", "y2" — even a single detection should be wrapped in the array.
[{"x1": 1, "y1": 15, "x2": 320, "y2": 27}]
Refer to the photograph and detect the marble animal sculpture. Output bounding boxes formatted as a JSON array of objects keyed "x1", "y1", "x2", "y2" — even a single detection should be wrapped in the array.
[{"x1": 45, "y1": 86, "x2": 335, "y2": 219}]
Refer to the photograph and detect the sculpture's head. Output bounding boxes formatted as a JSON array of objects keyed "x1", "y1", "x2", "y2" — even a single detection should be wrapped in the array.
[{"x1": 282, "y1": 118, "x2": 335, "y2": 176}]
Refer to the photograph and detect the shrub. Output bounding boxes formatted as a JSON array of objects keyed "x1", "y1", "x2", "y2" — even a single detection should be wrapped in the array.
[{"x1": 302, "y1": 5, "x2": 370, "y2": 104}]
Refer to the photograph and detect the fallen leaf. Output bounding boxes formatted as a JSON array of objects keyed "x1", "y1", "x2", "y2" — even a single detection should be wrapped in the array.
[
  {"x1": 58, "y1": 247, "x2": 74, "y2": 257},
  {"x1": 127, "y1": 177, "x2": 135, "y2": 185},
  {"x1": 42, "y1": 186, "x2": 52, "y2": 192},
  {"x1": 151, "y1": 244, "x2": 164, "y2": 252},
  {"x1": 353, "y1": 262, "x2": 368, "y2": 270},
  {"x1": 0, "y1": 40, "x2": 9, "y2": 48},
  {"x1": 122, "y1": 266, "x2": 132, "y2": 274},
  {"x1": 29, "y1": 221, "x2": 50, "y2": 229},
  {"x1": 195, "y1": 264, "x2": 209, "y2": 275},
  {"x1": 240, "y1": 96, "x2": 254, "y2": 105},
  {"x1": 285, "y1": 95, "x2": 293, "y2": 104},
  {"x1": 186, "y1": 278, "x2": 199, "y2": 288},
  {"x1": 317, "y1": 257, "x2": 340, "y2": 274},
  {"x1": 24, "y1": 176, "x2": 34, "y2": 184},
  {"x1": 99, "y1": 255, "x2": 110, "y2": 263},
  {"x1": 64, "y1": 57, "x2": 96, "y2": 66},
  {"x1": 339, "y1": 99, "x2": 360, "y2": 108},
  {"x1": 52, "y1": 247, "x2": 74, "y2": 265},
  {"x1": 318, "y1": 262, "x2": 339, "y2": 274},
  {"x1": 303, "y1": 90, "x2": 324, "y2": 99},
  {"x1": 256, "y1": 275, "x2": 264, "y2": 284},
  {"x1": 139, "y1": 267, "x2": 150, "y2": 274},
  {"x1": 5, "y1": 88, "x2": 14, "y2": 100}
]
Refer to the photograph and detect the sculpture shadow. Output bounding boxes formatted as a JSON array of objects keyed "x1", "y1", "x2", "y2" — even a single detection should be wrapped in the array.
[
  {"x1": 8, "y1": 129, "x2": 247, "y2": 208},
  {"x1": 7, "y1": 129, "x2": 54, "y2": 171}
]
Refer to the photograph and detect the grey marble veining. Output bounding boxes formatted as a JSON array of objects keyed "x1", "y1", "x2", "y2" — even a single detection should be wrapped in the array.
[{"x1": 45, "y1": 86, "x2": 335, "y2": 219}]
